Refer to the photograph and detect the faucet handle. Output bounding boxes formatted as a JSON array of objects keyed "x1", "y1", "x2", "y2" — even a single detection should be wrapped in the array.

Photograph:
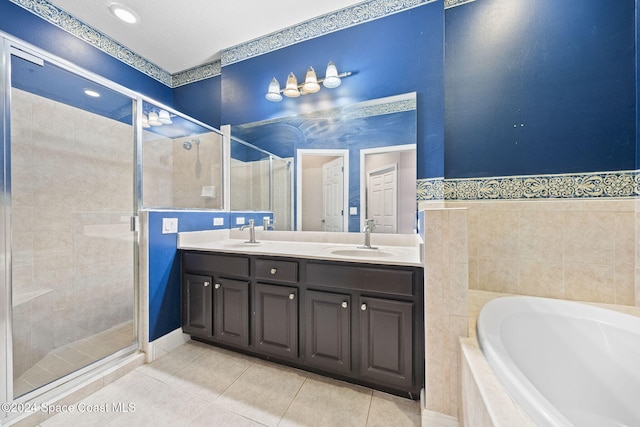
[{"x1": 364, "y1": 218, "x2": 376, "y2": 230}]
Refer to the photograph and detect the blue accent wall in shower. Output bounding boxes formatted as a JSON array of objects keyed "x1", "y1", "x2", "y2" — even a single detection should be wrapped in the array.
[{"x1": 444, "y1": 0, "x2": 636, "y2": 178}]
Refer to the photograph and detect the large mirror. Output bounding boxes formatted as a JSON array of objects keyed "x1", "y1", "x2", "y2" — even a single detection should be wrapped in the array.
[{"x1": 231, "y1": 92, "x2": 417, "y2": 233}]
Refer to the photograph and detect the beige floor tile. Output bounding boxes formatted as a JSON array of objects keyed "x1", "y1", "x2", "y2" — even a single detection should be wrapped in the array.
[
  {"x1": 366, "y1": 391, "x2": 421, "y2": 427},
  {"x1": 216, "y1": 361, "x2": 308, "y2": 426},
  {"x1": 279, "y1": 374, "x2": 373, "y2": 427},
  {"x1": 187, "y1": 402, "x2": 267, "y2": 427},
  {"x1": 161, "y1": 345, "x2": 254, "y2": 402},
  {"x1": 41, "y1": 341, "x2": 426, "y2": 427},
  {"x1": 136, "y1": 340, "x2": 212, "y2": 381}
]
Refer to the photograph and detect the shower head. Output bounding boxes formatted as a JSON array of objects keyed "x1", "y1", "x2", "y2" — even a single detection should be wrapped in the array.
[{"x1": 182, "y1": 138, "x2": 200, "y2": 150}]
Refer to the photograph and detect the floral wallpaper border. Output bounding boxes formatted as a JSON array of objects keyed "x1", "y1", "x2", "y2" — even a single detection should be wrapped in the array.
[
  {"x1": 417, "y1": 170, "x2": 640, "y2": 201},
  {"x1": 9, "y1": 0, "x2": 444, "y2": 87},
  {"x1": 8, "y1": 0, "x2": 173, "y2": 86},
  {"x1": 221, "y1": 0, "x2": 437, "y2": 67},
  {"x1": 444, "y1": 0, "x2": 477, "y2": 8}
]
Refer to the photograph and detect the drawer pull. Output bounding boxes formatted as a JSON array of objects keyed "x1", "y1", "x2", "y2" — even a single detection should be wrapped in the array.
[
  {"x1": 289, "y1": 293, "x2": 296, "y2": 300},
  {"x1": 341, "y1": 301, "x2": 348, "y2": 309},
  {"x1": 361, "y1": 303, "x2": 367, "y2": 311},
  {"x1": 214, "y1": 283, "x2": 221, "y2": 289},
  {"x1": 203, "y1": 281, "x2": 210, "y2": 287},
  {"x1": 270, "y1": 268, "x2": 277, "y2": 275}
]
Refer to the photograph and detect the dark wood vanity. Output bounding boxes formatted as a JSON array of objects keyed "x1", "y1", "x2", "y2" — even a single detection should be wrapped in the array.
[{"x1": 181, "y1": 250, "x2": 424, "y2": 399}]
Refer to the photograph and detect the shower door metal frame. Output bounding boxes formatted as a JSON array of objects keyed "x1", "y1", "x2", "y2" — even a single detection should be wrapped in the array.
[{"x1": 0, "y1": 31, "x2": 144, "y2": 418}]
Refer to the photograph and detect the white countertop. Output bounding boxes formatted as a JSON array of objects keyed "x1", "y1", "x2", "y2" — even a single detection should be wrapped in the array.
[{"x1": 177, "y1": 230, "x2": 423, "y2": 267}]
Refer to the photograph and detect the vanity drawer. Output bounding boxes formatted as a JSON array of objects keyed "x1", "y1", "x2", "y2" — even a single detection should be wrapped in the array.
[
  {"x1": 256, "y1": 259, "x2": 299, "y2": 283},
  {"x1": 306, "y1": 262, "x2": 415, "y2": 297},
  {"x1": 183, "y1": 252, "x2": 249, "y2": 277}
]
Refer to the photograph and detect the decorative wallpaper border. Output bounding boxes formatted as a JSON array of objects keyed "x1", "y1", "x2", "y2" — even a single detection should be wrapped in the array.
[
  {"x1": 444, "y1": 0, "x2": 477, "y2": 8},
  {"x1": 417, "y1": 170, "x2": 640, "y2": 201},
  {"x1": 172, "y1": 61, "x2": 222, "y2": 87},
  {"x1": 10, "y1": 0, "x2": 441, "y2": 87},
  {"x1": 8, "y1": 0, "x2": 173, "y2": 86},
  {"x1": 221, "y1": 0, "x2": 437, "y2": 66}
]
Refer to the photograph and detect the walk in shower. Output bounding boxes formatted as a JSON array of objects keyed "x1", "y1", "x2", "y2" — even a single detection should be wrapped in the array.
[
  {"x1": 6, "y1": 42, "x2": 139, "y2": 401},
  {"x1": 1, "y1": 34, "x2": 223, "y2": 421},
  {"x1": 229, "y1": 136, "x2": 293, "y2": 230}
]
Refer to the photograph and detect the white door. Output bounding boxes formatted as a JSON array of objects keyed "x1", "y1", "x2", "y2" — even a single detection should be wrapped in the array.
[
  {"x1": 367, "y1": 164, "x2": 397, "y2": 233},
  {"x1": 322, "y1": 157, "x2": 344, "y2": 232}
]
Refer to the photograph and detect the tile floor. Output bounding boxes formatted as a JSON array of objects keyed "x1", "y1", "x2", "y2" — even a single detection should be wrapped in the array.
[
  {"x1": 15, "y1": 322, "x2": 135, "y2": 398},
  {"x1": 40, "y1": 340, "x2": 422, "y2": 426}
]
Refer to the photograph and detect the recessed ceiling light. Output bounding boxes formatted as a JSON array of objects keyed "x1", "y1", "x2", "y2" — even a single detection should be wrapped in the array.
[
  {"x1": 84, "y1": 89, "x2": 100, "y2": 97},
  {"x1": 108, "y1": 3, "x2": 140, "y2": 24}
]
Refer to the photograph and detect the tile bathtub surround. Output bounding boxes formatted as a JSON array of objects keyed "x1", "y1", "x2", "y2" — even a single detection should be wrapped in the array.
[
  {"x1": 446, "y1": 198, "x2": 637, "y2": 306},
  {"x1": 420, "y1": 208, "x2": 469, "y2": 418},
  {"x1": 38, "y1": 341, "x2": 422, "y2": 427}
]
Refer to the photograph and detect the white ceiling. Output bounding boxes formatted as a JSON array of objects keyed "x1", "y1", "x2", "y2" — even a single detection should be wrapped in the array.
[{"x1": 46, "y1": 0, "x2": 365, "y2": 74}]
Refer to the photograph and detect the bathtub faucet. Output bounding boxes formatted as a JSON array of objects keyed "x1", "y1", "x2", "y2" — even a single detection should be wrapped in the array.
[
  {"x1": 359, "y1": 219, "x2": 378, "y2": 249},
  {"x1": 240, "y1": 219, "x2": 258, "y2": 243}
]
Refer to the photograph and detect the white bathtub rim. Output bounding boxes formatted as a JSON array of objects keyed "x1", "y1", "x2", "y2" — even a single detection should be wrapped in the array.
[{"x1": 477, "y1": 295, "x2": 640, "y2": 427}]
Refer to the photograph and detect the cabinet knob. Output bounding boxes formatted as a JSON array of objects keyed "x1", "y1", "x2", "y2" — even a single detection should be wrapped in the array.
[
  {"x1": 270, "y1": 268, "x2": 277, "y2": 275},
  {"x1": 203, "y1": 281, "x2": 210, "y2": 287},
  {"x1": 214, "y1": 283, "x2": 221, "y2": 289},
  {"x1": 341, "y1": 301, "x2": 348, "y2": 309},
  {"x1": 360, "y1": 303, "x2": 367, "y2": 311},
  {"x1": 289, "y1": 293, "x2": 295, "y2": 300}
]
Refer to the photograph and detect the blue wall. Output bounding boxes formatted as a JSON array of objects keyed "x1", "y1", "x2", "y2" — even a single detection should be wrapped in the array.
[
  {"x1": 444, "y1": 0, "x2": 636, "y2": 178},
  {"x1": 0, "y1": 0, "x2": 172, "y2": 104},
  {"x1": 220, "y1": 3, "x2": 445, "y2": 180},
  {"x1": 148, "y1": 210, "x2": 272, "y2": 341},
  {"x1": 173, "y1": 75, "x2": 222, "y2": 128}
]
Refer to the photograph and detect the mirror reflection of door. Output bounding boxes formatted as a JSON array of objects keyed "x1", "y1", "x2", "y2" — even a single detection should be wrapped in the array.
[
  {"x1": 361, "y1": 144, "x2": 416, "y2": 234},
  {"x1": 298, "y1": 149, "x2": 349, "y2": 232},
  {"x1": 367, "y1": 164, "x2": 397, "y2": 233},
  {"x1": 322, "y1": 157, "x2": 344, "y2": 232}
]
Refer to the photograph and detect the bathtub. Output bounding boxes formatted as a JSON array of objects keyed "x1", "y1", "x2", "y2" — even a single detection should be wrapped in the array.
[{"x1": 477, "y1": 296, "x2": 640, "y2": 427}]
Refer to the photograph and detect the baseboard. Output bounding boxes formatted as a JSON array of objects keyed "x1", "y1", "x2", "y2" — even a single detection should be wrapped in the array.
[{"x1": 147, "y1": 328, "x2": 190, "y2": 362}]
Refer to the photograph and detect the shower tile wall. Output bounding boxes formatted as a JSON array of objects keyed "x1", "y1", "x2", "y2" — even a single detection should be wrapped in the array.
[
  {"x1": 143, "y1": 133, "x2": 223, "y2": 209},
  {"x1": 11, "y1": 88, "x2": 134, "y2": 379},
  {"x1": 172, "y1": 135, "x2": 223, "y2": 209},
  {"x1": 230, "y1": 157, "x2": 292, "y2": 230}
]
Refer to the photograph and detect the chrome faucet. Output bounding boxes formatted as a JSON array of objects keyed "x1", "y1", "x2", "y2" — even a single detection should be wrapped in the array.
[
  {"x1": 240, "y1": 219, "x2": 258, "y2": 243},
  {"x1": 263, "y1": 217, "x2": 274, "y2": 231},
  {"x1": 359, "y1": 219, "x2": 378, "y2": 249}
]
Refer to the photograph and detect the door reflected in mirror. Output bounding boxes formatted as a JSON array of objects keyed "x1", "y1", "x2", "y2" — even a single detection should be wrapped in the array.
[{"x1": 231, "y1": 92, "x2": 417, "y2": 233}]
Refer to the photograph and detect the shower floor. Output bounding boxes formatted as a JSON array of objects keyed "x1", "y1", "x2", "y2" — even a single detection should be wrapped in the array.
[{"x1": 13, "y1": 321, "x2": 134, "y2": 398}]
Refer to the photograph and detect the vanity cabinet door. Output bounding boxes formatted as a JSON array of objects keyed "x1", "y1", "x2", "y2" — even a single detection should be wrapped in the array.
[
  {"x1": 304, "y1": 290, "x2": 351, "y2": 374},
  {"x1": 359, "y1": 296, "x2": 413, "y2": 390},
  {"x1": 214, "y1": 278, "x2": 249, "y2": 348},
  {"x1": 254, "y1": 283, "x2": 298, "y2": 360},
  {"x1": 182, "y1": 273, "x2": 213, "y2": 337}
]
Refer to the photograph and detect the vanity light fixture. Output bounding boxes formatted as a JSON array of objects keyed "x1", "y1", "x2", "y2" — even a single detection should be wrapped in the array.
[
  {"x1": 143, "y1": 109, "x2": 173, "y2": 128},
  {"x1": 266, "y1": 61, "x2": 352, "y2": 102},
  {"x1": 108, "y1": 3, "x2": 140, "y2": 24}
]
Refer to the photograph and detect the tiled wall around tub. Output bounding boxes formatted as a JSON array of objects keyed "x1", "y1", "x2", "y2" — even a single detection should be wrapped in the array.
[
  {"x1": 420, "y1": 208, "x2": 469, "y2": 418},
  {"x1": 446, "y1": 198, "x2": 637, "y2": 306}
]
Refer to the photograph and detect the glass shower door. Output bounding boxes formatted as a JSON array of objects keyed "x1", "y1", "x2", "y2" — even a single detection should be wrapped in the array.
[{"x1": 9, "y1": 49, "x2": 137, "y2": 398}]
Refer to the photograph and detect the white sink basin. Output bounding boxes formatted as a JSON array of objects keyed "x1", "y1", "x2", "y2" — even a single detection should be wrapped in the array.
[
  {"x1": 222, "y1": 241, "x2": 266, "y2": 248},
  {"x1": 330, "y1": 249, "x2": 393, "y2": 258}
]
